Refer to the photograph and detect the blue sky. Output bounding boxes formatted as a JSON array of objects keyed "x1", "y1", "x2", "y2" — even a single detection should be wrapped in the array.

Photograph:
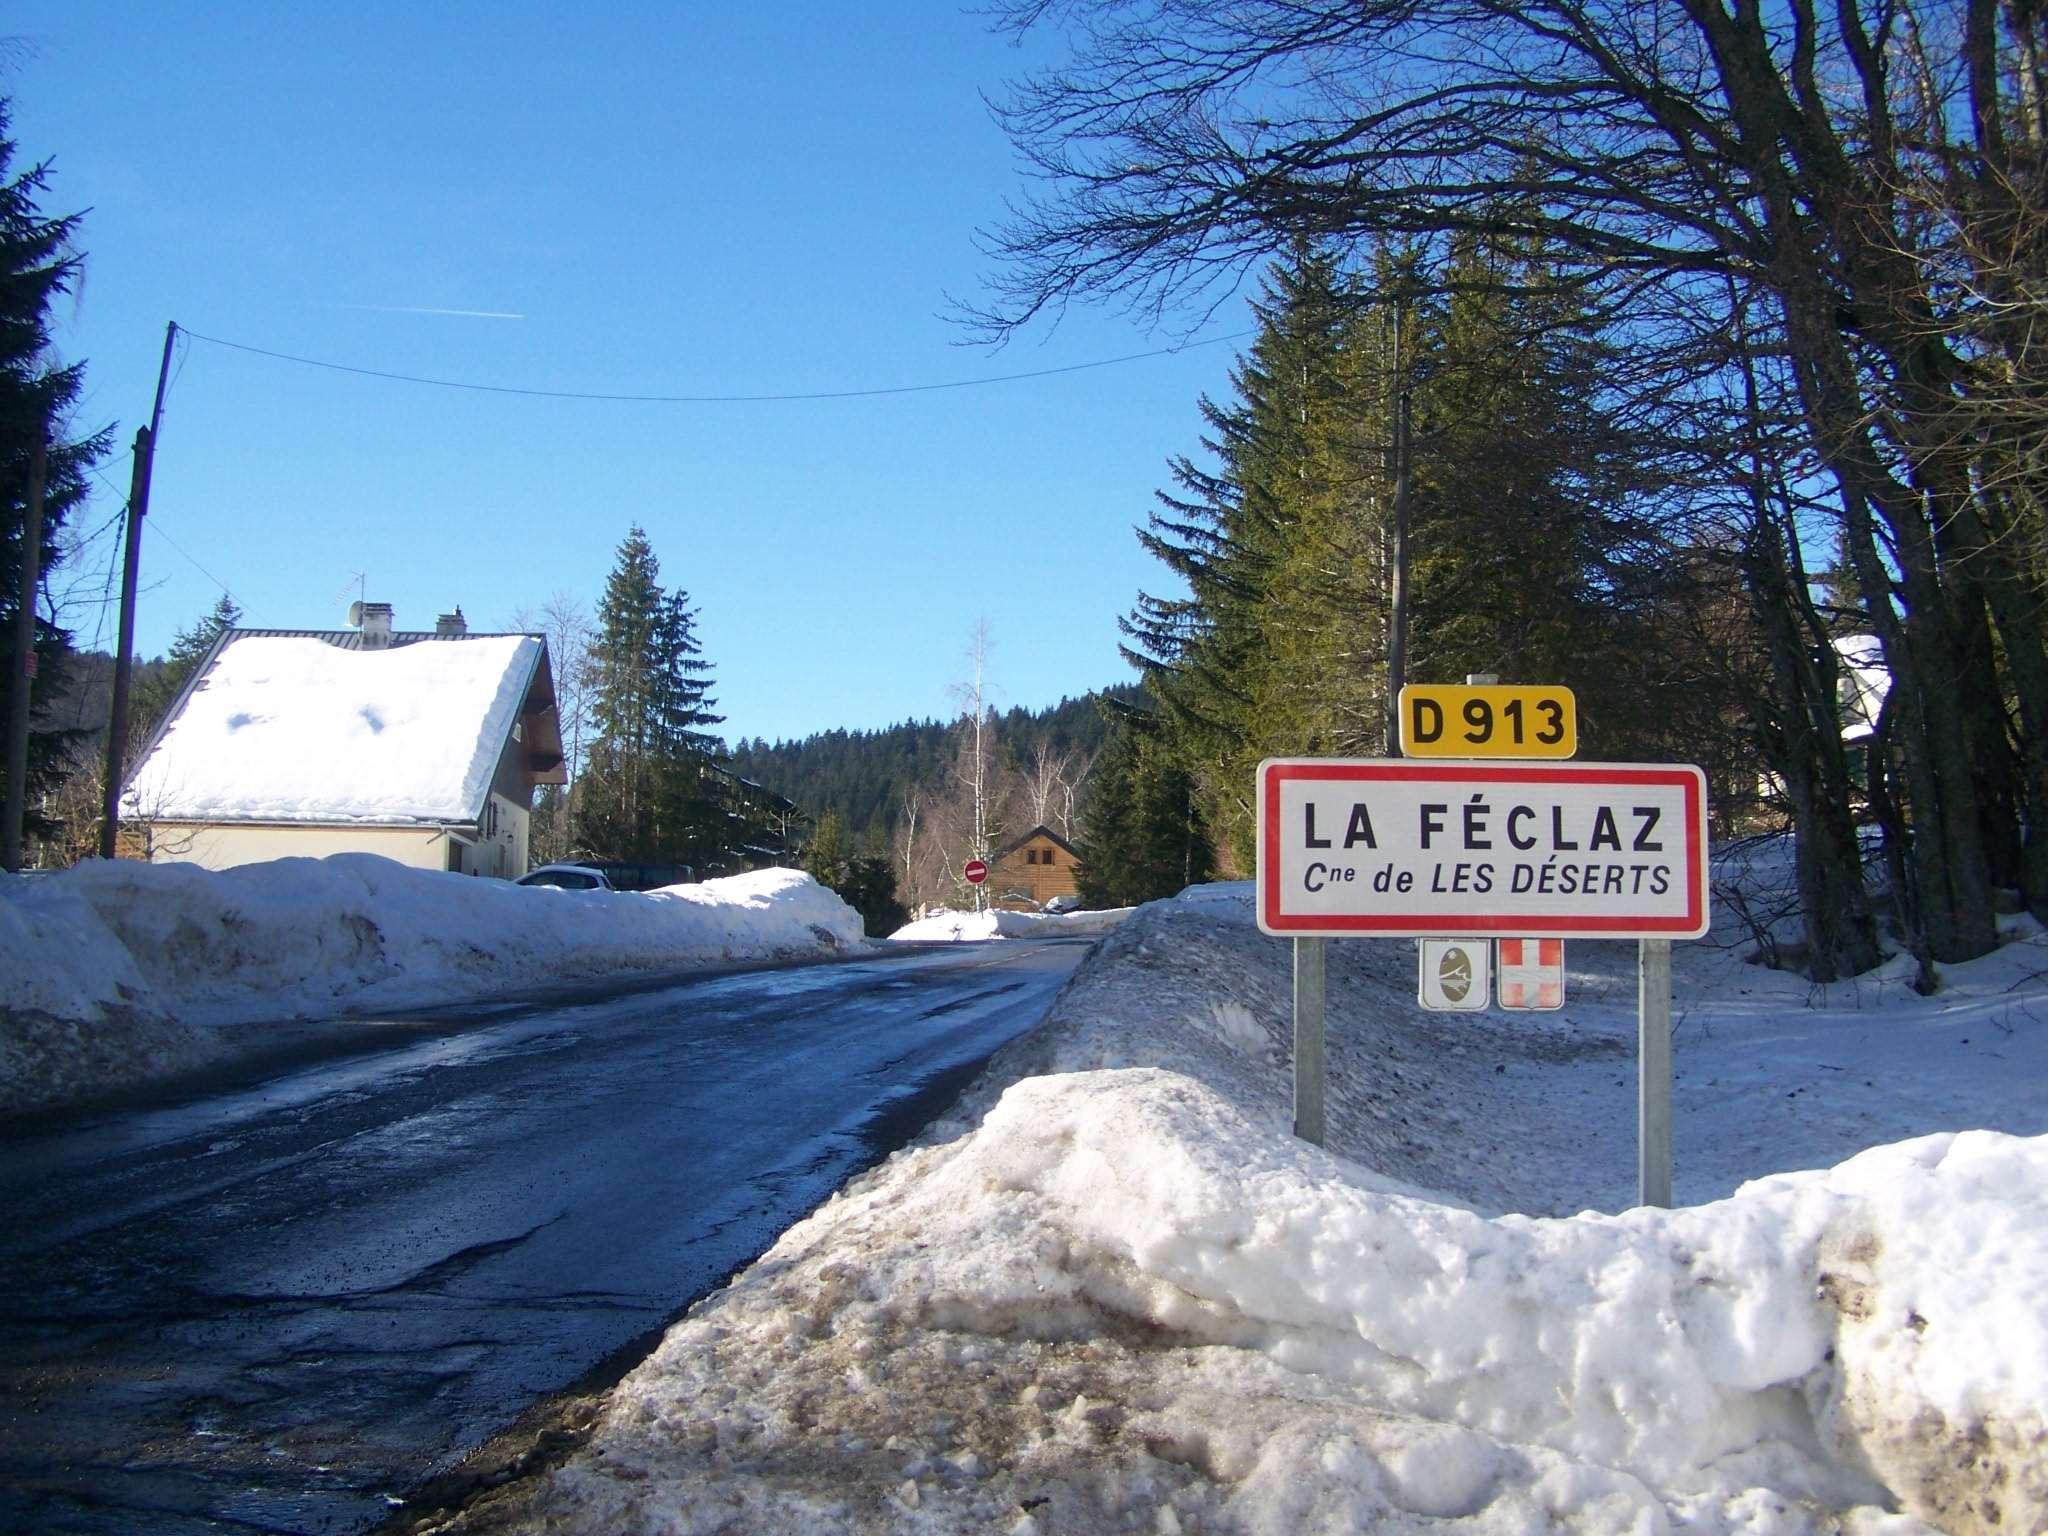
[{"x1": 9, "y1": 2, "x2": 1250, "y2": 745}]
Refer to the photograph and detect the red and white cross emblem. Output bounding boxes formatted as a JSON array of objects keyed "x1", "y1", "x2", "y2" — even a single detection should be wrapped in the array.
[{"x1": 1497, "y1": 938, "x2": 1565, "y2": 1010}]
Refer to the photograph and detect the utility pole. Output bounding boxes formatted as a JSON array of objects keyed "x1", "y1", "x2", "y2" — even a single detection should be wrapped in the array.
[
  {"x1": 1384, "y1": 387, "x2": 1412, "y2": 757},
  {"x1": 99, "y1": 321, "x2": 178, "y2": 860},
  {"x1": 3, "y1": 434, "x2": 49, "y2": 871}
]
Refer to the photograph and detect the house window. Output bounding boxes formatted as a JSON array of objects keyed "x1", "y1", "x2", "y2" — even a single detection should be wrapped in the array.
[{"x1": 1040, "y1": 847, "x2": 1055, "y2": 865}]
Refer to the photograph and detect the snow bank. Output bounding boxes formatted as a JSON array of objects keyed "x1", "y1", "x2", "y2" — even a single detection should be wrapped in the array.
[
  {"x1": 516, "y1": 1080, "x2": 2041, "y2": 1535},
  {"x1": 0, "y1": 858, "x2": 865, "y2": 1114},
  {"x1": 888, "y1": 906, "x2": 1133, "y2": 942},
  {"x1": 444, "y1": 862, "x2": 2048, "y2": 1535}
]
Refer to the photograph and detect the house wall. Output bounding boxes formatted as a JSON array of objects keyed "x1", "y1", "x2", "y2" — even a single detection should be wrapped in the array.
[
  {"x1": 140, "y1": 801, "x2": 526, "y2": 880},
  {"x1": 143, "y1": 822, "x2": 452, "y2": 872},
  {"x1": 480, "y1": 729, "x2": 535, "y2": 877},
  {"x1": 475, "y1": 793, "x2": 528, "y2": 879},
  {"x1": 989, "y1": 834, "x2": 1082, "y2": 911}
]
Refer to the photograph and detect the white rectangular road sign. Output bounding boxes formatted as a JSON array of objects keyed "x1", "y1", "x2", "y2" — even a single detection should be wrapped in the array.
[{"x1": 1257, "y1": 759, "x2": 1709, "y2": 939}]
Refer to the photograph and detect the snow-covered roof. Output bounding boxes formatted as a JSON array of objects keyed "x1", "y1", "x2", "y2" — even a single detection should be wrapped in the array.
[
  {"x1": 123, "y1": 632, "x2": 544, "y2": 825},
  {"x1": 1834, "y1": 632, "x2": 1890, "y2": 742}
]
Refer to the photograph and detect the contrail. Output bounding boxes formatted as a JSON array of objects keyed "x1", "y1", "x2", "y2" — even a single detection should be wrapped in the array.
[{"x1": 333, "y1": 303, "x2": 526, "y2": 320}]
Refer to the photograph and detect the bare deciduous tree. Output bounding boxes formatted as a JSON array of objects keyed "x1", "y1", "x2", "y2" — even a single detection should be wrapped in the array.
[
  {"x1": 897, "y1": 782, "x2": 923, "y2": 911},
  {"x1": 1022, "y1": 737, "x2": 1095, "y2": 842},
  {"x1": 948, "y1": 622, "x2": 1000, "y2": 912},
  {"x1": 510, "y1": 592, "x2": 595, "y2": 867}
]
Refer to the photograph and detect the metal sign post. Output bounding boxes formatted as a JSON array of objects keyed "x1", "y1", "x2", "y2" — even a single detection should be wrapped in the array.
[
  {"x1": 1638, "y1": 938, "x2": 1673, "y2": 1207},
  {"x1": 1293, "y1": 937, "x2": 1326, "y2": 1147}
]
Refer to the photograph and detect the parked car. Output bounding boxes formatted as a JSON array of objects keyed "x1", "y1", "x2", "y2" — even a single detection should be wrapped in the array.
[
  {"x1": 589, "y1": 861, "x2": 693, "y2": 891},
  {"x1": 515, "y1": 863, "x2": 614, "y2": 891}
]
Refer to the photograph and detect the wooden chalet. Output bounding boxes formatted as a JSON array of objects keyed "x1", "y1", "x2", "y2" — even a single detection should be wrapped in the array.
[{"x1": 987, "y1": 824, "x2": 1083, "y2": 912}]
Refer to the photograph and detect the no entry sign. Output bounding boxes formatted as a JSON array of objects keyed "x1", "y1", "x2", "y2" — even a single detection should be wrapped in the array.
[
  {"x1": 963, "y1": 858, "x2": 989, "y2": 885},
  {"x1": 1257, "y1": 759, "x2": 1709, "y2": 939}
]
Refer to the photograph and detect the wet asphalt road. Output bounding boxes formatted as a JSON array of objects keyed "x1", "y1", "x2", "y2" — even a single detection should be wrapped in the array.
[{"x1": 0, "y1": 938, "x2": 1088, "y2": 1535}]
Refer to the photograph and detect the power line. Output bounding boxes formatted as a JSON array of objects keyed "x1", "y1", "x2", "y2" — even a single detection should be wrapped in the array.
[
  {"x1": 177, "y1": 326, "x2": 1251, "y2": 405},
  {"x1": 144, "y1": 515, "x2": 241, "y2": 610}
]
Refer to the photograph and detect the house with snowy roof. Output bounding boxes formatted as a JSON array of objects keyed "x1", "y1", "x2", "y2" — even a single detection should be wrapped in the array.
[{"x1": 120, "y1": 603, "x2": 566, "y2": 878}]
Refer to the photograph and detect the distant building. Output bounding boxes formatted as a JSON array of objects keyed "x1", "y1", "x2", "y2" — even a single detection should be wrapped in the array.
[
  {"x1": 987, "y1": 824, "x2": 1082, "y2": 912},
  {"x1": 120, "y1": 603, "x2": 566, "y2": 877},
  {"x1": 1833, "y1": 633, "x2": 1890, "y2": 743}
]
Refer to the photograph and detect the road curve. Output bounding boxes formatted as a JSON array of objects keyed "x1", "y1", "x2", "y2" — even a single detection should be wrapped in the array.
[{"x1": 0, "y1": 938, "x2": 1088, "y2": 1535}]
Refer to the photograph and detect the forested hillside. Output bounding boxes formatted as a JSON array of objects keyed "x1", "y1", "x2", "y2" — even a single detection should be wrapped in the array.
[{"x1": 728, "y1": 686, "x2": 1137, "y2": 855}]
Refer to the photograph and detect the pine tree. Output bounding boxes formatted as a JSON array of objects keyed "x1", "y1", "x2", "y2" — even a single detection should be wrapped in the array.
[
  {"x1": 796, "y1": 808, "x2": 906, "y2": 934},
  {"x1": 1076, "y1": 712, "x2": 1214, "y2": 908},
  {"x1": 1124, "y1": 240, "x2": 1375, "y2": 866},
  {"x1": 133, "y1": 594, "x2": 241, "y2": 739},
  {"x1": 836, "y1": 855, "x2": 908, "y2": 937},
  {"x1": 803, "y1": 809, "x2": 849, "y2": 888},
  {"x1": 1403, "y1": 230, "x2": 1659, "y2": 752},
  {"x1": 1126, "y1": 232, "x2": 1683, "y2": 876},
  {"x1": 0, "y1": 102, "x2": 112, "y2": 845},
  {"x1": 576, "y1": 527, "x2": 725, "y2": 864},
  {"x1": 647, "y1": 587, "x2": 724, "y2": 867}
]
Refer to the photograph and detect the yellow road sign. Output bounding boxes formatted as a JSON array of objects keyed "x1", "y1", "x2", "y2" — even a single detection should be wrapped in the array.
[{"x1": 1399, "y1": 684, "x2": 1577, "y2": 759}]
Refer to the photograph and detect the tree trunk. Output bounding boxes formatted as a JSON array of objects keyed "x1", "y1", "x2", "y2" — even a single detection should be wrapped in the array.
[
  {"x1": 1953, "y1": 483, "x2": 2048, "y2": 913},
  {"x1": 1837, "y1": 482, "x2": 1999, "y2": 962},
  {"x1": 1743, "y1": 528, "x2": 1880, "y2": 980}
]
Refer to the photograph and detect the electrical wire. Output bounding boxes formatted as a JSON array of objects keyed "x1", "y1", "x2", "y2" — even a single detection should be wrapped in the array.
[
  {"x1": 177, "y1": 326, "x2": 1251, "y2": 404},
  {"x1": 143, "y1": 515, "x2": 241, "y2": 610}
]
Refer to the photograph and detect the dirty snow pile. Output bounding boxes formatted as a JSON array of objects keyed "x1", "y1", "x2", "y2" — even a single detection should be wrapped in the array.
[
  {"x1": 889, "y1": 906, "x2": 1134, "y2": 942},
  {"x1": 438, "y1": 847, "x2": 2048, "y2": 1536},
  {"x1": 0, "y1": 858, "x2": 864, "y2": 1113}
]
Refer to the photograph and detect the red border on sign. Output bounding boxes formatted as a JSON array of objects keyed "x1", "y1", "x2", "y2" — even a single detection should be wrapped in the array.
[{"x1": 1258, "y1": 760, "x2": 1707, "y2": 938}]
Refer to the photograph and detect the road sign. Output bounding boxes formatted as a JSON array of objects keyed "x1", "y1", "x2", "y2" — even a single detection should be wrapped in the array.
[
  {"x1": 1418, "y1": 938, "x2": 1489, "y2": 1011},
  {"x1": 963, "y1": 858, "x2": 989, "y2": 885},
  {"x1": 1256, "y1": 758, "x2": 1709, "y2": 939},
  {"x1": 1399, "y1": 683, "x2": 1577, "y2": 759},
  {"x1": 1497, "y1": 938, "x2": 1565, "y2": 1009}
]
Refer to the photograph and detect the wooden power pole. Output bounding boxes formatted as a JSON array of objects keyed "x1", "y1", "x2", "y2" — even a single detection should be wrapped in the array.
[
  {"x1": 3, "y1": 434, "x2": 49, "y2": 871},
  {"x1": 99, "y1": 321, "x2": 178, "y2": 860}
]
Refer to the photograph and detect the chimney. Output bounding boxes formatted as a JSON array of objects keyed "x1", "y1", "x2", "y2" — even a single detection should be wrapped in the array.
[
  {"x1": 350, "y1": 600, "x2": 395, "y2": 648},
  {"x1": 435, "y1": 606, "x2": 468, "y2": 636}
]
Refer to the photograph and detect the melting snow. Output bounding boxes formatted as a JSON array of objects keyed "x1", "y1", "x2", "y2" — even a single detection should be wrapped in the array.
[{"x1": 438, "y1": 849, "x2": 2048, "y2": 1535}]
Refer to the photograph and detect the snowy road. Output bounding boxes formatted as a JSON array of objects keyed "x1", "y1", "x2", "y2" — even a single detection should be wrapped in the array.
[{"x1": 0, "y1": 937, "x2": 1088, "y2": 1535}]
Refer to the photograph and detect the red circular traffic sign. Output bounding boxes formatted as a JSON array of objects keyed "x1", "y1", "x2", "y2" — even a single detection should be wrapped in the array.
[{"x1": 963, "y1": 858, "x2": 989, "y2": 885}]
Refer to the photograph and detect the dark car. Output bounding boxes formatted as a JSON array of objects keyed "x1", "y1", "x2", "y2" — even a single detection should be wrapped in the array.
[{"x1": 514, "y1": 864, "x2": 614, "y2": 891}]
